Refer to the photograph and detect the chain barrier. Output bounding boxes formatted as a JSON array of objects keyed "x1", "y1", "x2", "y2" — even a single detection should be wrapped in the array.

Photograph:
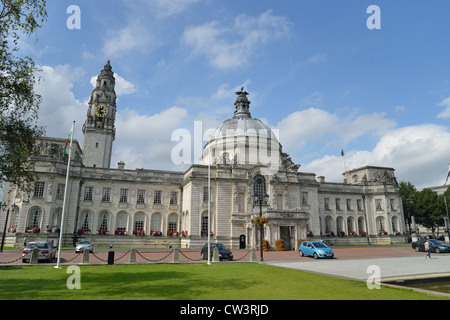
[
  {"x1": 179, "y1": 250, "x2": 203, "y2": 262},
  {"x1": 0, "y1": 255, "x2": 24, "y2": 264},
  {"x1": 91, "y1": 251, "x2": 108, "y2": 262},
  {"x1": 233, "y1": 249, "x2": 252, "y2": 261},
  {"x1": 113, "y1": 250, "x2": 131, "y2": 262},
  {"x1": 136, "y1": 250, "x2": 172, "y2": 262},
  {"x1": 0, "y1": 248, "x2": 254, "y2": 265}
]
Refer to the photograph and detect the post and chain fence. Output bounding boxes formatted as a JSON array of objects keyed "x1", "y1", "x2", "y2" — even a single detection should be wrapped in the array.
[{"x1": 0, "y1": 248, "x2": 255, "y2": 265}]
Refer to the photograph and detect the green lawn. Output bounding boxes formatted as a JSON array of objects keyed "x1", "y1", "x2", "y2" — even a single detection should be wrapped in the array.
[{"x1": 0, "y1": 263, "x2": 446, "y2": 300}]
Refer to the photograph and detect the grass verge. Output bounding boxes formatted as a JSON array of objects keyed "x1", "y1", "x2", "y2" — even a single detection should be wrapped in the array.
[{"x1": 0, "y1": 263, "x2": 446, "y2": 300}]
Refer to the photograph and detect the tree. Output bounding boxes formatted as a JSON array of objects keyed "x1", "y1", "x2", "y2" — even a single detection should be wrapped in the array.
[
  {"x1": 399, "y1": 181, "x2": 416, "y2": 233},
  {"x1": 414, "y1": 188, "x2": 446, "y2": 237},
  {"x1": 0, "y1": 0, "x2": 47, "y2": 192}
]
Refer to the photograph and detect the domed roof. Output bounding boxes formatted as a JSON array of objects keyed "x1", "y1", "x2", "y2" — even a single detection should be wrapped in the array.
[{"x1": 211, "y1": 87, "x2": 279, "y2": 142}]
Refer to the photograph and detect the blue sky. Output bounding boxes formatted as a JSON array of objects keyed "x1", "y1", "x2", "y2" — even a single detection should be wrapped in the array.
[{"x1": 16, "y1": 0, "x2": 450, "y2": 188}]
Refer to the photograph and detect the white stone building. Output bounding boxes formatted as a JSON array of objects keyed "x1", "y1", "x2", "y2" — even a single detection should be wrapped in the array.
[{"x1": 0, "y1": 62, "x2": 407, "y2": 249}]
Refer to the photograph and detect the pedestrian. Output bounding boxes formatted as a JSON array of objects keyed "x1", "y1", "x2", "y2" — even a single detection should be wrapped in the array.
[
  {"x1": 23, "y1": 236, "x2": 27, "y2": 248},
  {"x1": 425, "y1": 239, "x2": 432, "y2": 259}
]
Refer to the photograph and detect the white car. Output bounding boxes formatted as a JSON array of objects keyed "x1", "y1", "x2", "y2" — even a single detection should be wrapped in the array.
[
  {"x1": 22, "y1": 241, "x2": 57, "y2": 263},
  {"x1": 76, "y1": 241, "x2": 93, "y2": 253}
]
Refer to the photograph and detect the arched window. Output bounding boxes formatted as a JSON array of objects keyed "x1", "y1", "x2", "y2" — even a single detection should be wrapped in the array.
[
  {"x1": 116, "y1": 212, "x2": 128, "y2": 231},
  {"x1": 80, "y1": 211, "x2": 90, "y2": 230},
  {"x1": 151, "y1": 213, "x2": 162, "y2": 232},
  {"x1": 376, "y1": 216, "x2": 385, "y2": 232},
  {"x1": 168, "y1": 213, "x2": 178, "y2": 233},
  {"x1": 325, "y1": 216, "x2": 332, "y2": 234},
  {"x1": 253, "y1": 175, "x2": 266, "y2": 198},
  {"x1": 392, "y1": 216, "x2": 399, "y2": 233},
  {"x1": 27, "y1": 207, "x2": 41, "y2": 229},
  {"x1": 99, "y1": 212, "x2": 109, "y2": 231},
  {"x1": 201, "y1": 211, "x2": 209, "y2": 236},
  {"x1": 134, "y1": 213, "x2": 145, "y2": 232},
  {"x1": 358, "y1": 217, "x2": 365, "y2": 235}
]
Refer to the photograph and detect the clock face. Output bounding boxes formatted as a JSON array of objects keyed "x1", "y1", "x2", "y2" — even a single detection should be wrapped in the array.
[{"x1": 95, "y1": 105, "x2": 108, "y2": 117}]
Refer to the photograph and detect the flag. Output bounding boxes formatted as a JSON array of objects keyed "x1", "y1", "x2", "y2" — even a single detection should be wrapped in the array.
[
  {"x1": 62, "y1": 130, "x2": 72, "y2": 158},
  {"x1": 341, "y1": 148, "x2": 345, "y2": 157},
  {"x1": 445, "y1": 165, "x2": 450, "y2": 186}
]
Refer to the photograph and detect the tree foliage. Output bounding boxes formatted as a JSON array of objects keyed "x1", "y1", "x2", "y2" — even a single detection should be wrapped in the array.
[
  {"x1": 0, "y1": 0, "x2": 47, "y2": 191},
  {"x1": 400, "y1": 180, "x2": 449, "y2": 237}
]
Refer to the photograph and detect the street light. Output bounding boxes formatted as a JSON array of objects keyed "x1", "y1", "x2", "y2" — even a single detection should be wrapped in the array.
[
  {"x1": 1, "y1": 202, "x2": 17, "y2": 252},
  {"x1": 253, "y1": 191, "x2": 269, "y2": 261}
]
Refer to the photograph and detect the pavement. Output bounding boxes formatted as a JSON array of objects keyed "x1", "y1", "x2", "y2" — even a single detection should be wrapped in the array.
[
  {"x1": 2, "y1": 245, "x2": 450, "y2": 283},
  {"x1": 262, "y1": 246, "x2": 450, "y2": 282}
]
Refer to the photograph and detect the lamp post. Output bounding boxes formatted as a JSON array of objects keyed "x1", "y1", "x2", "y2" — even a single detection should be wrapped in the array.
[
  {"x1": 1, "y1": 202, "x2": 17, "y2": 252},
  {"x1": 253, "y1": 192, "x2": 269, "y2": 261}
]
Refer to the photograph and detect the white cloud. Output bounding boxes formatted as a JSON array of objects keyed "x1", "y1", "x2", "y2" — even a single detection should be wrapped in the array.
[
  {"x1": 302, "y1": 124, "x2": 450, "y2": 188},
  {"x1": 182, "y1": 10, "x2": 290, "y2": 70},
  {"x1": 35, "y1": 65, "x2": 87, "y2": 138},
  {"x1": 276, "y1": 107, "x2": 395, "y2": 154},
  {"x1": 90, "y1": 73, "x2": 136, "y2": 96},
  {"x1": 437, "y1": 97, "x2": 450, "y2": 118},
  {"x1": 112, "y1": 107, "x2": 190, "y2": 170}
]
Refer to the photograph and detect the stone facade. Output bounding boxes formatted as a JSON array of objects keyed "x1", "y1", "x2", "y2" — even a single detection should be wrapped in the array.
[{"x1": 0, "y1": 62, "x2": 407, "y2": 249}]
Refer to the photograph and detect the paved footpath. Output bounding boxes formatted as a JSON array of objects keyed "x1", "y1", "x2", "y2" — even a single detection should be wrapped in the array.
[{"x1": 262, "y1": 246, "x2": 450, "y2": 281}]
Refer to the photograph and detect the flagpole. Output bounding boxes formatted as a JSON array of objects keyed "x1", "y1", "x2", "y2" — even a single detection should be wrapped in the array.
[
  {"x1": 341, "y1": 148, "x2": 348, "y2": 183},
  {"x1": 55, "y1": 121, "x2": 75, "y2": 269},
  {"x1": 207, "y1": 135, "x2": 211, "y2": 265}
]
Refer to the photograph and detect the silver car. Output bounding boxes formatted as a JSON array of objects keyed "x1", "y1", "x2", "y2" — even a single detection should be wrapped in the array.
[
  {"x1": 76, "y1": 241, "x2": 93, "y2": 253},
  {"x1": 22, "y1": 241, "x2": 57, "y2": 263}
]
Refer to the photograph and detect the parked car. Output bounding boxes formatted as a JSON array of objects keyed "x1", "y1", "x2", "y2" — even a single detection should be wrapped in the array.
[
  {"x1": 411, "y1": 238, "x2": 450, "y2": 253},
  {"x1": 75, "y1": 241, "x2": 94, "y2": 253},
  {"x1": 22, "y1": 241, "x2": 57, "y2": 263},
  {"x1": 299, "y1": 241, "x2": 334, "y2": 259},
  {"x1": 201, "y1": 243, "x2": 233, "y2": 261}
]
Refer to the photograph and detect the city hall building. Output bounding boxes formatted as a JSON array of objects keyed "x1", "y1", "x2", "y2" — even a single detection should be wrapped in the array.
[{"x1": 1, "y1": 62, "x2": 407, "y2": 249}]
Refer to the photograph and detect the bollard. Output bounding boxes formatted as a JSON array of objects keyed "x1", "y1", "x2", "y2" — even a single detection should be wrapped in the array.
[
  {"x1": 107, "y1": 251, "x2": 114, "y2": 265},
  {"x1": 212, "y1": 247, "x2": 219, "y2": 262},
  {"x1": 250, "y1": 248, "x2": 257, "y2": 262},
  {"x1": 30, "y1": 247, "x2": 39, "y2": 264},
  {"x1": 82, "y1": 248, "x2": 90, "y2": 264},
  {"x1": 129, "y1": 249, "x2": 136, "y2": 263},
  {"x1": 172, "y1": 248, "x2": 179, "y2": 263}
]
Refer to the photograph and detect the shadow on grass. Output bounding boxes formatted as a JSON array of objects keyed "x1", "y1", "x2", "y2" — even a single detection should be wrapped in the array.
[{"x1": 0, "y1": 265, "x2": 260, "y2": 300}]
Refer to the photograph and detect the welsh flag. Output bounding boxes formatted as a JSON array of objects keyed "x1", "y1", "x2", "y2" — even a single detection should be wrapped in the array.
[
  {"x1": 445, "y1": 165, "x2": 450, "y2": 186},
  {"x1": 62, "y1": 128, "x2": 73, "y2": 158}
]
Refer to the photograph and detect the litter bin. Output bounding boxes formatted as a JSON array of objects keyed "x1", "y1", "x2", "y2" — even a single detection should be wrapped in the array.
[{"x1": 107, "y1": 251, "x2": 114, "y2": 265}]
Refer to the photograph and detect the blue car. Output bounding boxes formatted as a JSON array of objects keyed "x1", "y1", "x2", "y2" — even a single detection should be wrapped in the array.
[{"x1": 299, "y1": 241, "x2": 334, "y2": 259}]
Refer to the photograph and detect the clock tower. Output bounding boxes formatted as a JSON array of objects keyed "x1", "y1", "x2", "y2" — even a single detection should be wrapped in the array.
[{"x1": 82, "y1": 61, "x2": 117, "y2": 168}]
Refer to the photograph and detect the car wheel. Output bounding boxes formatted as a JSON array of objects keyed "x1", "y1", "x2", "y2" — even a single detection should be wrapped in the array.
[
  {"x1": 299, "y1": 250, "x2": 304, "y2": 257},
  {"x1": 415, "y1": 246, "x2": 420, "y2": 252},
  {"x1": 201, "y1": 252, "x2": 205, "y2": 260},
  {"x1": 435, "y1": 248, "x2": 441, "y2": 254},
  {"x1": 313, "y1": 252, "x2": 318, "y2": 259}
]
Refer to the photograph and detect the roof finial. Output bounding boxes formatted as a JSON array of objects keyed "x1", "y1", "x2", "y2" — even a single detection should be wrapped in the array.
[{"x1": 235, "y1": 86, "x2": 248, "y2": 96}]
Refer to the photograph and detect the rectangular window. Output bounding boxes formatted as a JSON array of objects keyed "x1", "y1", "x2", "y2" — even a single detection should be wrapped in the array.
[
  {"x1": 137, "y1": 190, "x2": 145, "y2": 204},
  {"x1": 154, "y1": 190, "x2": 162, "y2": 204},
  {"x1": 203, "y1": 187, "x2": 209, "y2": 202},
  {"x1": 102, "y1": 188, "x2": 111, "y2": 202},
  {"x1": 84, "y1": 187, "x2": 93, "y2": 201},
  {"x1": 324, "y1": 198, "x2": 330, "y2": 210},
  {"x1": 119, "y1": 189, "x2": 128, "y2": 203},
  {"x1": 301, "y1": 192, "x2": 308, "y2": 205},
  {"x1": 375, "y1": 199, "x2": 383, "y2": 211},
  {"x1": 170, "y1": 191, "x2": 178, "y2": 205},
  {"x1": 56, "y1": 184, "x2": 65, "y2": 200},
  {"x1": 335, "y1": 198, "x2": 341, "y2": 211},
  {"x1": 346, "y1": 199, "x2": 352, "y2": 211},
  {"x1": 390, "y1": 199, "x2": 396, "y2": 211},
  {"x1": 33, "y1": 181, "x2": 45, "y2": 197},
  {"x1": 357, "y1": 199, "x2": 363, "y2": 211}
]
